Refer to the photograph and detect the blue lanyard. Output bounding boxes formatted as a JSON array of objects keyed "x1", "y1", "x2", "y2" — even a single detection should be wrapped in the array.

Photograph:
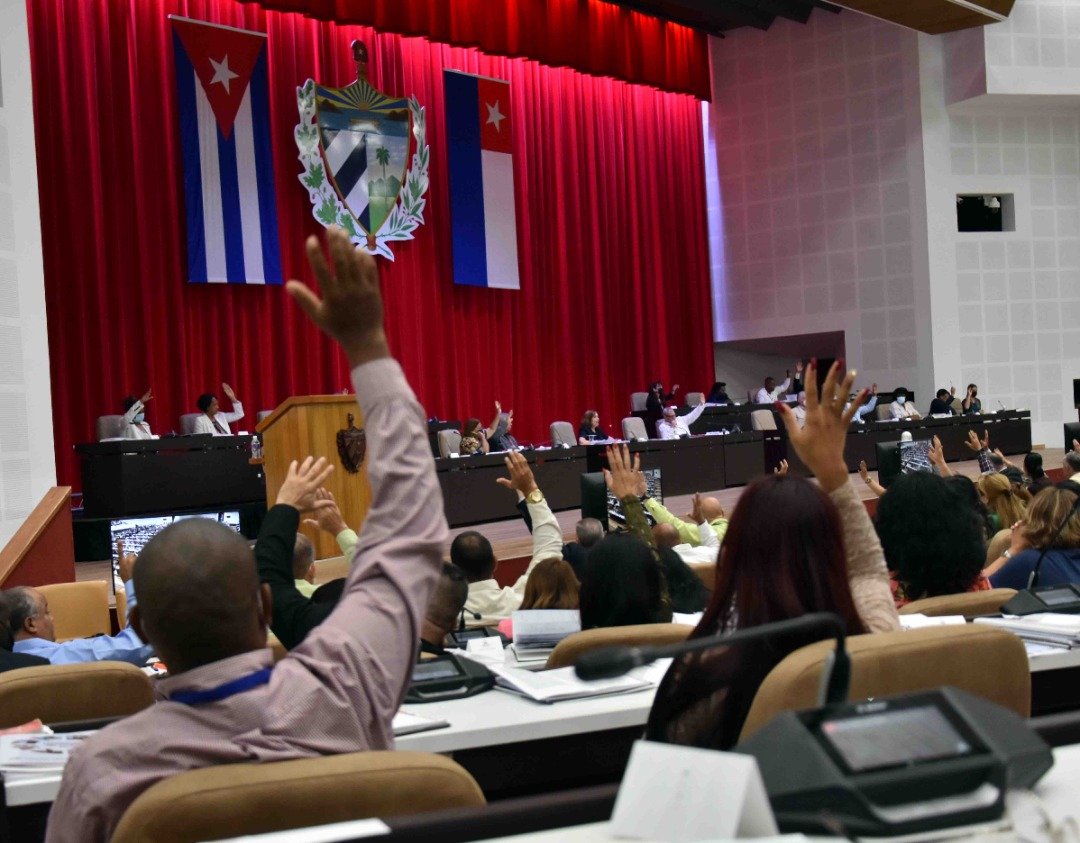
[{"x1": 170, "y1": 667, "x2": 272, "y2": 706}]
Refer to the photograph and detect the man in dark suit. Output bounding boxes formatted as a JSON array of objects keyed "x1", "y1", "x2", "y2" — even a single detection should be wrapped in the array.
[{"x1": 0, "y1": 596, "x2": 48, "y2": 674}]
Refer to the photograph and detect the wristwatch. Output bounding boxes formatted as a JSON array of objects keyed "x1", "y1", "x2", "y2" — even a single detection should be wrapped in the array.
[
  {"x1": 525, "y1": 489, "x2": 544, "y2": 504},
  {"x1": 1002, "y1": 549, "x2": 1012, "y2": 559}
]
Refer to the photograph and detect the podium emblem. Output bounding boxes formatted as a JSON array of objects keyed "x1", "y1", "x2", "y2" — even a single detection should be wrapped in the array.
[
  {"x1": 336, "y1": 414, "x2": 367, "y2": 474},
  {"x1": 295, "y1": 40, "x2": 429, "y2": 260}
]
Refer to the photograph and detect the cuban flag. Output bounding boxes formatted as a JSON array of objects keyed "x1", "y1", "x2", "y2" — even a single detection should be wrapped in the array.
[
  {"x1": 171, "y1": 16, "x2": 282, "y2": 285},
  {"x1": 444, "y1": 71, "x2": 520, "y2": 289}
]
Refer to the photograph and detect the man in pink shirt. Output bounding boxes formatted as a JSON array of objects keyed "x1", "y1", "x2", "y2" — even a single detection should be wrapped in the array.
[{"x1": 46, "y1": 228, "x2": 448, "y2": 843}]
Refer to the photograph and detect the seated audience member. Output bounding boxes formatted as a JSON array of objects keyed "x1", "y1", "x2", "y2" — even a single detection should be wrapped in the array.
[
  {"x1": 845, "y1": 383, "x2": 878, "y2": 424},
  {"x1": 0, "y1": 597, "x2": 48, "y2": 674},
  {"x1": 644, "y1": 490, "x2": 728, "y2": 548},
  {"x1": 1066, "y1": 450, "x2": 1080, "y2": 484},
  {"x1": 706, "y1": 381, "x2": 730, "y2": 404},
  {"x1": 1025, "y1": 452, "x2": 1054, "y2": 496},
  {"x1": 455, "y1": 452, "x2": 563, "y2": 625},
  {"x1": 963, "y1": 428, "x2": 999, "y2": 474},
  {"x1": 459, "y1": 402, "x2": 503, "y2": 455},
  {"x1": 421, "y1": 564, "x2": 469, "y2": 655},
  {"x1": 292, "y1": 535, "x2": 317, "y2": 598},
  {"x1": 928, "y1": 387, "x2": 958, "y2": 416},
  {"x1": 962, "y1": 383, "x2": 982, "y2": 415},
  {"x1": 1001, "y1": 467, "x2": 1033, "y2": 504},
  {"x1": 944, "y1": 475, "x2": 996, "y2": 541},
  {"x1": 579, "y1": 534, "x2": 672, "y2": 629},
  {"x1": 978, "y1": 472, "x2": 1027, "y2": 532},
  {"x1": 646, "y1": 380, "x2": 679, "y2": 414},
  {"x1": 3, "y1": 552, "x2": 151, "y2": 667},
  {"x1": 193, "y1": 382, "x2": 245, "y2": 436},
  {"x1": 46, "y1": 227, "x2": 448, "y2": 843},
  {"x1": 656, "y1": 546, "x2": 710, "y2": 614},
  {"x1": 120, "y1": 388, "x2": 154, "y2": 440},
  {"x1": 645, "y1": 361, "x2": 898, "y2": 751},
  {"x1": 986, "y1": 486, "x2": 1080, "y2": 589},
  {"x1": 561, "y1": 517, "x2": 604, "y2": 579},
  {"x1": 488, "y1": 409, "x2": 520, "y2": 451},
  {"x1": 888, "y1": 387, "x2": 921, "y2": 420},
  {"x1": 753, "y1": 360, "x2": 802, "y2": 404},
  {"x1": 496, "y1": 558, "x2": 579, "y2": 638},
  {"x1": 578, "y1": 410, "x2": 605, "y2": 444},
  {"x1": 656, "y1": 398, "x2": 706, "y2": 440},
  {"x1": 652, "y1": 493, "x2": 721, "y2": 565},
  {"x1": 874, "y1": 472, "x2": 989, "y2": 608}
]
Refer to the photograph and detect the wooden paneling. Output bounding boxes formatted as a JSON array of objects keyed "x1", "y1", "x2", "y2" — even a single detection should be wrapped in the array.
[
  {"x1": 0, "y1": 487, "x2": 76, "y2": 587},
  {"x1": 258, "y1": 397, "x2": 372, "y2": 560},
  {"x1": 829, "y1": 0, "x2": 1014, "y2": 34}
]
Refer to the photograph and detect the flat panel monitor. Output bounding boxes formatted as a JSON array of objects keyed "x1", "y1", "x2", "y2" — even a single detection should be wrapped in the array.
[
  {"x1": 580, "y1": 469, "x2": 663, "y2": 530},
  {"x1": 1065, "y1": 422, "x2": 1080, "y2": 455},
  {"x1": 875, "y1": 440, "x2": 934, "y2": 488},
  {"x1": 110, "y1": 512, "x2": 241, "y2": 579}
]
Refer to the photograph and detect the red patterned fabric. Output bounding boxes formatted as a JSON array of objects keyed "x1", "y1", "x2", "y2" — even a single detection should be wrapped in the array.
[{"x1": 29, "y1": 0, "x2": 715, "y2": 489}]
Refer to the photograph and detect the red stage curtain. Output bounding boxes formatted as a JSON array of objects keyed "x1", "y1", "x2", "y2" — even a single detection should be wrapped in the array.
[
  {"x1": 238, "y1": 0, "x2": 710, "y2": 99},
  {"x1": 29, "y1": 0, "x2": 715, "y2": 490}
]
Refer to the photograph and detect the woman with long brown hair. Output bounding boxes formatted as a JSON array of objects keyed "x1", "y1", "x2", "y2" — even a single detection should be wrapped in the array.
[
  {"x1": 977, "y1": 472, "x2": 1027, "y2": 531},
  {"x1": 644, "y1": 360, "x2": 898, "y2": 750},
  {"x1": 986, "y1": 485, "x2": 1080, "y2": 589}
]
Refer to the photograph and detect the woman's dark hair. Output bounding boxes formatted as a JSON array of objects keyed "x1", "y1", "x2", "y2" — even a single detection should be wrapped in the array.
[
  {"x1": 462, "y1": 418, "x2": 481, "y2": 437},
  {"x1": 894, "y1": 386, "x2": 909, "y2": 396},
  {"x1": 1025, "y1": 452, "x2": 1046, "y2": 480},
  {"x1": 579, "y1": 534, "x2": 672, "y2": 629},
  {"x1": 122, "y1": 395, "x2": 139, "y2": 413},
  {"x1": 197, "y1": 393, "x2": 215, "y2": 413},
  {"x1": 646, "y1": 475, "x2": 866, "y2": 750},
  {"x1": 658, "y1": 548, "x2": 708, "y2": 614},
  {"x1": 943, "y1": 474, "x2": 995, "y2": 540},
  {"x1": 580, "y1": 410, "x2": 598, "y2": 429},
  {"x1": 877, "y1": 473, "x2": 985, "y2": 599}
]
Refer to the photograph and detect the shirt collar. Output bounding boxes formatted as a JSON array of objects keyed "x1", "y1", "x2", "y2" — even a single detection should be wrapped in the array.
[{"x1": 157, "y1": 649, "x2": 273, "y2": 701}]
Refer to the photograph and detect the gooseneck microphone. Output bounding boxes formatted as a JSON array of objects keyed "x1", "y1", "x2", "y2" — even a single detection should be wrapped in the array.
[
  {"x1": 459, "y1": 606, "x2": 483, "y2": 632},
  {"x1": 574, "y1": 612, "x2": 851, "y2": 706}
]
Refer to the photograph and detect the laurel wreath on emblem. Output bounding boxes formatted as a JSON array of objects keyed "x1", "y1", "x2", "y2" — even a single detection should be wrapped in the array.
[{"x1": 294, "y1": 79, "x2": 429, "y2": 261}]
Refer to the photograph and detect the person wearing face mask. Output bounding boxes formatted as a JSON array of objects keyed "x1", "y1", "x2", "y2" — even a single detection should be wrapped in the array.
[
  {"x1": 962, "y1": 383, "x2": 982, "y2": 415},
  {"x1": 121, "y1": 389, "x2": 154, "y2": 440},
  {"x1": 889, "y1": 387, "x2": 921, "y2": 420}
]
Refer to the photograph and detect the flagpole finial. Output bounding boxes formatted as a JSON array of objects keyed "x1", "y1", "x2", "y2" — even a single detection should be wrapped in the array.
[{"x1": 351, "y1": 40, "x2": 368, "y2": 82}]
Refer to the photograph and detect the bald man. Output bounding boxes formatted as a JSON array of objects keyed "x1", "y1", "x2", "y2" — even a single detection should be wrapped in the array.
[
  {"x1": 644, "y1": 492, "x2": 728, "y2": 547},
  {"x1": 46, "y1": 228, "x2": 448, "y2": 843},
  {"x1": 652, "y1": 519, "x2": 720, "y2": 565}
]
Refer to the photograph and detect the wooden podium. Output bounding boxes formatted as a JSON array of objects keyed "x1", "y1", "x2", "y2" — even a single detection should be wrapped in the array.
[{"x1": 257, "y1": 396, "x2": 372, "y2": 560}]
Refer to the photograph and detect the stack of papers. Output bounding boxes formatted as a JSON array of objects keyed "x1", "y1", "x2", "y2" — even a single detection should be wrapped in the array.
[
  {"x1": 899, "y1": 614, "x2": 967, "y2": 629},
  {"x1": 392, "y1": 709, "x2": 449, "y2": 737},
  {"x1": 974, "y1": 614, "x2": 1080, "y2": 649},
  {"x1": 0, "y1": 731, "x2": 94, "y2": 772},
  {"x1": 512, "y1": 610, "x2": 581, "y2": 651},
  {"x1": 487, "y1": 664, "x2": 654, "y2": 703}
]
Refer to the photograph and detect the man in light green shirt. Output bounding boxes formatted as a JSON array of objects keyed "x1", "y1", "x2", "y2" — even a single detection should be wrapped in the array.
[{"x1": 644, "y1": 492, "x2": 728, "y2": 547}]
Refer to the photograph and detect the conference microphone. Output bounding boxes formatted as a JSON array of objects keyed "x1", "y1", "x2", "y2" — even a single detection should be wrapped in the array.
[
  {"x1": 574, "y1": 612, "x2": 851, "y2": 706},
  {"x1": 459, "y1": 606, "x2": 483, "y2": 632}
]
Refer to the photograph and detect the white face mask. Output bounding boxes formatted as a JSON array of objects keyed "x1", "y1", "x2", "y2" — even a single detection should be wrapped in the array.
[
  {"x1": 896, "y1": 396, "x2": 907, "y2": 405},
  {"x1": 133, "y1": 413, "x2": 145, "y2": 424}
]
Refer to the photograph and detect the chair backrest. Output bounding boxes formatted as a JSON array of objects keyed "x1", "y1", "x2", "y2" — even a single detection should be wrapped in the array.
[
  {"x1": 437, "y1": 428, "x2": 462, "y2": 457},
  {"x1": 546, "y1": 623, "x2": 694, "y2": 669},
  {"x1": 875, "y1": 404, "x2": 893, "y2": 421},
  {"x1": 111, "y1": 751, "x2": 485, "y2": 843},
  {"x1": 750, "y1": 409, "x2": 776, "y2": 431},
  {"x1": 96, "y1": 414, "x2": 125, "y2": 441},
  {"x1": 899, "y1": 588, "x2": 1018, "y2": 617},
  {"x1": 549, "y1": 421, "x2": 576, "y2": 447},
  {"x1": 256, "y1": 410, "x2": 273, "y2": 423},
  {"x1": 630, "y1": 392, "x2": 649, "y2": 412},
  {"x1": 37, "y1": 581, "x2": 110, "y2": 641},
  {"x1": 740, "y1": 625, "x2": 1030, "y2": 741},
  {"x1": 684, "y1": 392, "x2": 704, "y2": 407},
  {"x1": 0, "y1": 662, "x2": 154, "y2": 729},
  {"x1": 179, "y1": 413, "x2": 202, "y2": 435},
  {"x1": 115, "y1": 586, "x2": 127, "y2": 628},
  {"x1": 621, "y1": 416, "x2": 648, "y2": 441}
]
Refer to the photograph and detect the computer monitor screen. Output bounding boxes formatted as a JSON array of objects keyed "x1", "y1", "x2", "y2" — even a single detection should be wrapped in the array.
[
  {"x1": 110, "y1": 512, "x2": 241, "y2": 572},
  {"x1": 607, "y1": 469, "x2": 662, "y2": 525},
  {"x1": 899, "y1": 440, "x2": 933, "y2": 475},
  {"x1": 580, "y1": 469, "x2": 663, "y2": 529}
]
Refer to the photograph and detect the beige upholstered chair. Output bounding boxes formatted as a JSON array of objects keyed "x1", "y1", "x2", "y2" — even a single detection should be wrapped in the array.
[
  {"x1": 111, "y1": 751, "x2": 485, "y2": 843},
  {"x1": 437, "y1": 428, "x2": 462, "y2": 457},
  {"x1": 740, "y1": 625, "x2": 1030, "y2": 741},
  {"x1": 37, "y1": 581, "x2": 110, "y2": 642},
  {"x1": 115, "y1": 586, "x2": 128, "y2": 628},
  {"x1": 750, "y1": 410, "x2": 776, "y2": 432},
  {"x1": 546, "y1": 623, "x2": 694, "y2": 669},
  {"x1": 630, "y1": 392, "x2": 649, "y2": 412},
  {"x1": 256, "y1": 410, "x2": 273, "y2": 423},
  {"x1": 684, "y1": 392, "x2": 704, "y2": 406},
  {"x1": 0, "y1": 662, "x2": 154, "y2": 729},
  {"x1": 549, "y1": 421, "x2": 576, "y2": 447},
  {"x1": 875, "y1": 404, "x2": 893, "y2": 421},
  {"x1": 621, "y1": 417, "x2": 648, "y2": 441},
  {"x1": 95, "y1": 414, "x2": 125, "y2": 441},
  {"x1": 899, "y1": 589, "x2": 1017, "y2": 617},
  {"x1": 179, "y1": 413, "x2": 202, "y2": 435}
]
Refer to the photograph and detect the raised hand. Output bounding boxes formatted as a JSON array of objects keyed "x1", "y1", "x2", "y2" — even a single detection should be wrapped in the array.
[
  {"x1": 1073, "y1": 439, "x2": 1080, "y2": 454},
  {"x1": 276, "y1": 457, "x2": 335, "y2": 512},
  {"x1": 858, "y1": 460, "x2": 870, "y2": 484},
  {"x1": 494, "y1": 400, "x2": 502, "y2": 414},
  {"x1": 928, "y1": 436, "x2": 951, "y2": 476},
  {"x1": 774, "y1": 459, "x2": 789, "y2": 476},
  {"x1": 139, "y1": 388, "x2": 153, "y2": 404},
  {"x1": 965, "y1": 429, "x2": 988, "y2": 452},
  {"x1": 690, "y1": 492, "x2": 704, "y2": 524},
  {"x1": 496, "y1": 450, "x2": 538, "y2": 496},
  {"x1": 287, "y1": 226, "x2": 389, "y2": 367},
  {"x1": 776, "y1": 359, "x2": 860, "y2": 493},
  {"x1": 302, "y1": 488, "x2": 347, "y2": 537},
  {"x1": 116, "y1": 540, "x2": 138, "y2": 584},
  {"x1": 603, "y1": 444, "x2": 647, "y2": 499},
  {"x1": 221, "y1": 382, "x2": 237, "y2": 402},
  {"x1": 950, "y1": 385, "x2": 956, "y2": 396},
  {"x1": 870, "y1": 383, "x2": 878, "y2": 395}
]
